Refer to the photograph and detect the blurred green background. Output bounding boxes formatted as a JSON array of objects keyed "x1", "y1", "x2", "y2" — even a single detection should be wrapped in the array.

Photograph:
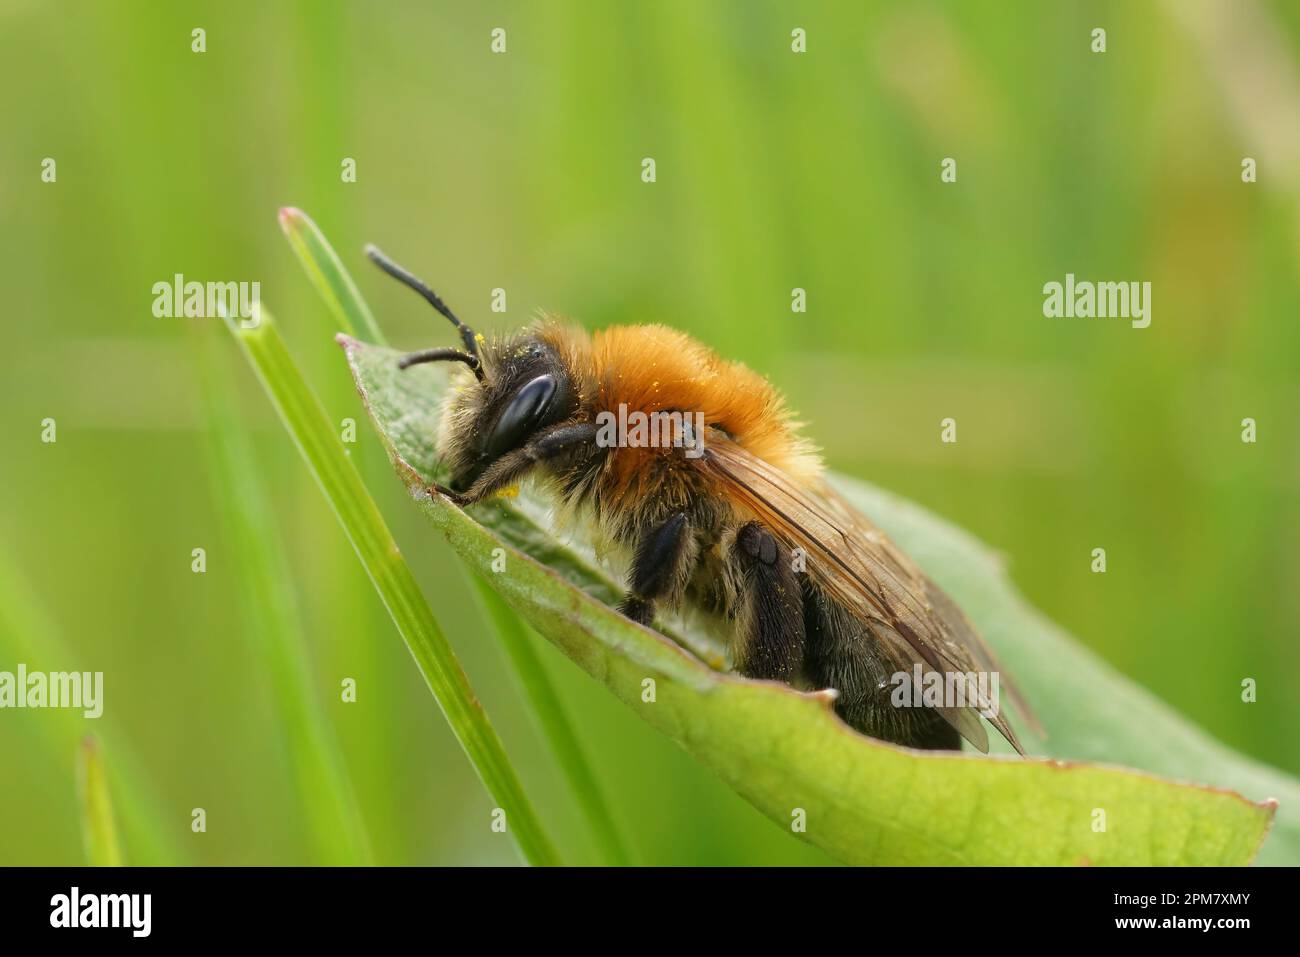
[{"x1": 2, "y1": 0, "x2": 1297, "y2": 865}]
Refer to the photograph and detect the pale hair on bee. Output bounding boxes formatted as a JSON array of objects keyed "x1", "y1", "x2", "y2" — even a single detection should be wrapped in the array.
[{"x1": 367, "y1": 244, "x2": 1037, "y2": 753}]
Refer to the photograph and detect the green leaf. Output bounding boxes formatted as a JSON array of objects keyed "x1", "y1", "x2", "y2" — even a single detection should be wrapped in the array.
[
  {"x1": 225, "y1": 306, "x2": 560, "y2": 867},
  {"x1": 468, "y1": 573, "x2": 633, "y2": 865},
  {"x1": 77, "y1": 736, "x2": 124, "y2": 867},
  {"x1": 278, "y1": 207, "x2": 386, "y2": 346},
  {"x1": 340, "y1": 335, "x2": 1288, "y2": 866}
]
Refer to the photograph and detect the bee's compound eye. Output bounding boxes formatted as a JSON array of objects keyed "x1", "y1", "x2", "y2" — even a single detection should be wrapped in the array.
[{"x1": 484, "y1": 374, "x2": 557, "y2": 459}]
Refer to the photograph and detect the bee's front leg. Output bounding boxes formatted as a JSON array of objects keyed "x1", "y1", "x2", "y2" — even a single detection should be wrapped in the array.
[
  {"x1": 447, "y1": 421, "x2": 598, "y2": 507},
  {"x1": 617, "y1": 511, "x2": 697, "y2": 626},
  {"x1": 428, "y1": 483, "x2": 469, "y2": 507}
]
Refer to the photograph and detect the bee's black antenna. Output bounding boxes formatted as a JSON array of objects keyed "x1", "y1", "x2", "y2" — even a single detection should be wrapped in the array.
[
  {"x1": 396, "y1": 346, "x2": 484, "y2": 382},
  {"x1": 364, "y1": 244, "x2": 481, "y2": 359}
]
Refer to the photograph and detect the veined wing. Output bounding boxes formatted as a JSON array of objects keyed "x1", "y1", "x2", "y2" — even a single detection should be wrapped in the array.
[{"x1": 701, "y1": 438, "x2": 1028, "y2": 754}]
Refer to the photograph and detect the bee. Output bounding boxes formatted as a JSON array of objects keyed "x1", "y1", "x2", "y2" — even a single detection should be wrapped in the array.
[{"x1": 367, "y1": 245, "x2": 1034, "y2": 753}]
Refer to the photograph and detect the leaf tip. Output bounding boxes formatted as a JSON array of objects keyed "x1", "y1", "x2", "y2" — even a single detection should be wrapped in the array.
[
  {"x1": 336, "y1": 333, "x2": 363, "y2": 362},
  {"x1": 278, "y1": 206, "x2": 304, "y2": 232}
]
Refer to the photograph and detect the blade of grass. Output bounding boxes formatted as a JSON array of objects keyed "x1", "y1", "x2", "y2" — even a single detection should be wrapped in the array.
[
  {"x1": 468, "y1": 573, "x2": 633, "y2": 865},
  {"x1": 0, "y1": 548, "x2": 185, "y2": 865},
  {"x1": 276, "y1": 210, "x2": 405, "y2": 864},
  {"x1": 278, "y1": 209, "x2": 629, "y2": 864},
  {"x1": 197, "y1": 341, "x2": 373, "y2": 865},
  {"x1": 223, "y1": 305, "x2": 559, "y2": 866},
  {"x1": 77, "y1": 736, "x2": 124, "y2": 867},
  {"x1": 279, "y1": 207, "x2": 386, "y2": 345}
]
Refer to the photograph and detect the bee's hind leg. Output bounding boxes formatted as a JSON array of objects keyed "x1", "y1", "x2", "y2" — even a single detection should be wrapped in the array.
[
  {"x1": 730, "y1": 522, "x2": 805, "y2": 682},
  {"x1": 617, "y1": 511, "x2": 697, "y2": 626}
]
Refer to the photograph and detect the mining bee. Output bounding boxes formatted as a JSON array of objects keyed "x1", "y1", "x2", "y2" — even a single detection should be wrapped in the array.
[{"x1": 367, "y1": 245, "x2": 1033, "y2": 753}]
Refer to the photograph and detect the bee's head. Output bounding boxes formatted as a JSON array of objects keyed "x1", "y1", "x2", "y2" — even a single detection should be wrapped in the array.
[
  {"x1": 439, "y1": 333, "x2": 579, "y2": 491},
  {"x1": 366, "y1": 245, "x2": 578, "y2": 492}
]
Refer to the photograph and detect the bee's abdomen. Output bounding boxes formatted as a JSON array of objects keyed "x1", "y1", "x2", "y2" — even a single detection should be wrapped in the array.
[{"x1": 800, "y1": 579, "x2": 961, "y2": 751}]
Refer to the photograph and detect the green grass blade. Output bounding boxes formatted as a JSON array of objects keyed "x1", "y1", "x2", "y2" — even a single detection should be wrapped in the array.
[
  {"x1": 77, "y1": 736, "x2": 124, "y2": 867},
  {"x1": 278, "y1": 207, "x2": 386, "y2": 345},
  {"x1": 278, "y1": 209, "x2": 626, "y2": 862},
  {"x1": 469, "y1": 573, "x2": 633, "y2": 865},
  {"x1": 197, "y1": 342, "x2": 373, "y2": 865},
  {"x1": 224, "y1": 306, "x2": 559, "y2": 867},
  {"x1": 0, "y1": 549, "x2": 185, "y2": 865}
]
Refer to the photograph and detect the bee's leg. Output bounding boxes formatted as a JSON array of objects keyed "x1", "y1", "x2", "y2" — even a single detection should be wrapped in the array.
[
  {"x1": 731, "y1": 522, "x2": 805, "y2": 681},
  {"x1": 450, "y1": 421, "x2": 598, "y2": 506},
  {"x1": 617, "y1": 511, "x2": 696, "y2": 626}
]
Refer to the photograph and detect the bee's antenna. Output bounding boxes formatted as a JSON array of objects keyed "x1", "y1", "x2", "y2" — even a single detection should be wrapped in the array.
[
  {"x1": 364, "y1": 244, "x2": 481, "y2": 358},
  {"x1": 396, "y1": 346, "x2": 484, "y2": 382}
]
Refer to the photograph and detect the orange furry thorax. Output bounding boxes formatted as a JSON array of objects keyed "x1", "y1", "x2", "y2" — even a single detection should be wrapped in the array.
[{"x1": 536, "y1": 320, "x2": 822, "y2": 486}]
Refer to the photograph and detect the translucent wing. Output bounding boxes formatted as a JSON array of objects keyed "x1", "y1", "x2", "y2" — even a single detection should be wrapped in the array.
[
  {"x1": 818, "y1": 477, "x2": 1042, "y2": 743},
  {"x1": 701, "y1": 437, "x2": 1032, "y2": 754}
]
